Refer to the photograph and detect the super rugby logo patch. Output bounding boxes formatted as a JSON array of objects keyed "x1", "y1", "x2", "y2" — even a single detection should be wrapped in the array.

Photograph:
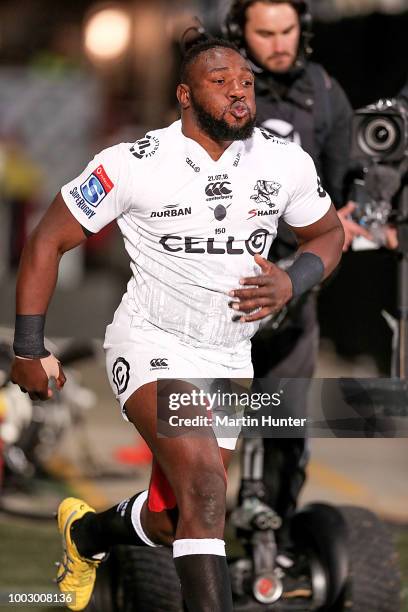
[
  {"x1": 80, "y1": 165, "x2": 114, "y2": 207},
  {"x1": 112, "y1": 357, "x2": 130, "y2": 395}
]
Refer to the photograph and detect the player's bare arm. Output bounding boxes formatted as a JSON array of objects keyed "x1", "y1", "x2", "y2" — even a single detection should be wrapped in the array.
[
  {"x1": 11, "y1": 193, "x2": 86, "y2": 400},
  {"x1": 229, "y1": 204, "x2": 343, "y2": 323}
]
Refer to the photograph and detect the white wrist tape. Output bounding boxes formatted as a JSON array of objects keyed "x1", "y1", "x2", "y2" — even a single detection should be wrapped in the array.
[
  {"x1": 17, "y1": 354, "x2": 60, "y2": 379},
  {"x1": 40, "y1": 354, "x2": 60, "y2": 379}
]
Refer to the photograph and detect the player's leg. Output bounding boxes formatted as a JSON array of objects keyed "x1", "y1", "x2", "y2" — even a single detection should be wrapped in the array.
[
  {"x1": 66, "y1": 447, "x2": 234, "y2": 556},
  {"x1": 62, "y1": 381, "x2": 234, "y2": 611},
  {"x1": 123, "y1": 380, "x2": 234, "y2": 612},
  {"x1": 57, "y1": 453, "x2": 233, "y2": 612},
  {"x1": 142, "y1": 446, "x2": 234, "y2": 546}
]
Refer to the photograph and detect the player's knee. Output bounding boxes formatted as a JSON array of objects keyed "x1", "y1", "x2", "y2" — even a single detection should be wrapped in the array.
[
  {"x1": 179, "y1": 469, "x2": 227, "y2": 529},
  {"x1": 144, "y1": 509, "x2": 176, "y2": 547}
]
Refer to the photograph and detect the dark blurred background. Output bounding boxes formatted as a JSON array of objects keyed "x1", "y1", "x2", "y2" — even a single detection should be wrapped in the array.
[{"x1": 0, "y1": 0, "x2": 408, "y2": 372}]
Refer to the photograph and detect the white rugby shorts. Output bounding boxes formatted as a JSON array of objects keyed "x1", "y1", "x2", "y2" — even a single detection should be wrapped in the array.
[{"x1": 104, "y1": 306, "x2": 253, "y2": 450}]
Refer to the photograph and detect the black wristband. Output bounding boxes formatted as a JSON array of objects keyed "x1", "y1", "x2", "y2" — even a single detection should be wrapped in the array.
[
  {"x1": 13, "y1": 314, "x2": 50, "y2": 359},
  {"x1": 286, "y1": 252, "x2": 324, "y2": 298}
]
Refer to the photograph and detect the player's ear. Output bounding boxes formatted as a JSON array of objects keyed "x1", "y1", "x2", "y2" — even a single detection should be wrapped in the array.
[{"x1": 177, "y1": 83, "x2": 191, "y2": 109}]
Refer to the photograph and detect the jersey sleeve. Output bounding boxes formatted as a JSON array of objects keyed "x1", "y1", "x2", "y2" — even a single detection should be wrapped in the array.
[
  {"x1": 61, "y1": 143, "x2": 133, "y2": 233},
  {"x1": 282, "y1": 147, "x2": 332, "y2": 227}
]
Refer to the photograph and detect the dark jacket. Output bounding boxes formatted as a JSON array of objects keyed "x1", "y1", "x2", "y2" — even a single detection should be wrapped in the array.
[
  {"x1": 251, "y1": 61, "x2": 352, "y2": 261},
  {"x1": 254, "y1": 61, "x2": 353, "y2": 208}
]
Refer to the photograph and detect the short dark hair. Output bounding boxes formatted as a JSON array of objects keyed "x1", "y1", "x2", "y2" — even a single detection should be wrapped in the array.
[
  {"x1": 225, "y1": 0, "x2": 307, "y2": 47},
  {"x1": 180, "y1": 38, "x2": 242, "y2": 85}
]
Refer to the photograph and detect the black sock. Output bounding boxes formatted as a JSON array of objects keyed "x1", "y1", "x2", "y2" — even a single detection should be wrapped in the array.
[
  {"x1": 71, "y1": 492, "x2": 154, "y2": 558},
  {"x1": 173, "y1": 539, "x2": 233, "y2": 612}
]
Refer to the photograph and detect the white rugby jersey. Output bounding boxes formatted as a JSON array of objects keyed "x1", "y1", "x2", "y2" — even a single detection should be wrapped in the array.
[{"x1": 61, "y1": 120, "x2": 331, "y2": 352}]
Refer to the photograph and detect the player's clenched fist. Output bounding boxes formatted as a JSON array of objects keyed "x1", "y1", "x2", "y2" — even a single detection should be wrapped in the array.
[
  {"x1": 11, "y1": 354, "x2": 66, "y2": 401},
  {"x1": 229, "y1": 254, "x2": 293, "y2": 323}
]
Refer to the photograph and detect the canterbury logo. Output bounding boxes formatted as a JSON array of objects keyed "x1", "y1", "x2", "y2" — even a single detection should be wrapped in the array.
[
  {"x1": 205, "y1": 182, "x2": 232, "y2": 197},
  {"x1": 150, "y1": 358, "x2": 168, "y2": 368}
]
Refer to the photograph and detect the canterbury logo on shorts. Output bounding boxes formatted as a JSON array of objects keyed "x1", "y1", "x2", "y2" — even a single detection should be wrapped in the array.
[{"x1": 150, "y1": 358, "x2": 169, "y2": 370}]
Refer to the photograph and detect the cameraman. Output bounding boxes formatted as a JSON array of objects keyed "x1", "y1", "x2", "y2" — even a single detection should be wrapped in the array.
[{"x1": 224, "y1": 0, "x2": 369, "y2": 550}]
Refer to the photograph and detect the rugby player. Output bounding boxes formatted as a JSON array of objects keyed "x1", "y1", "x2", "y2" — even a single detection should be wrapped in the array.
[{"x1": 11, "y1": 40, "x2": 343, "y2": 611}]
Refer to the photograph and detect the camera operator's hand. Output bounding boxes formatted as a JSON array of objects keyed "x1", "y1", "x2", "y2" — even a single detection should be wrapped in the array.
[
  {"x1": 228, "y1": 255, "x2": 293, "y2": 323},
  {"x1": 384, "y1": 225, "x2": 398, "y2": 250},
  {"x1": 338, "y1": 201, "x2": 373, "y2": 251}
]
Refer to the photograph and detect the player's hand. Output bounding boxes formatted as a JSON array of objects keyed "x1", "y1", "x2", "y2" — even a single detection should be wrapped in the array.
[
  {"x1": 10, "y1": 354, "x2": 66, "y2": 401},
  {"x1": 384, "y1": 225, "x2": 398, "y2": 250},
  {"x1": 338, "y1": 201, "x2": 372, "y2": 251},
  {"x1": 229, "y1": 254, "x2": 293, "y2": 323}
]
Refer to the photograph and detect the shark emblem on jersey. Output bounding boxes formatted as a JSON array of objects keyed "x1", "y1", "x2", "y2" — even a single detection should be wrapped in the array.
[{"x1": 251, "y1": 180, "x2": 282, "y2": 207}]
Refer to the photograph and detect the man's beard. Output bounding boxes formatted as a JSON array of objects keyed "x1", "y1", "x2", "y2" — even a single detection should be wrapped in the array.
[{"x1": 190, "y1": 94, "x2": 256, "y2": 141}]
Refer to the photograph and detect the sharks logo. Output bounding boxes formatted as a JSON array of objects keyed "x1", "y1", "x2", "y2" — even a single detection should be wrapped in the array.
[{"x1": 251, "y1": 180, "x2": 282, "y2": 207}]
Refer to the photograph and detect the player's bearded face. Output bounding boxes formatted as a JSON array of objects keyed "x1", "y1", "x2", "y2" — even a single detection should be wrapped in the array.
[{"x1": 190, "y1": 91, "x2": 256, "y2": 141}]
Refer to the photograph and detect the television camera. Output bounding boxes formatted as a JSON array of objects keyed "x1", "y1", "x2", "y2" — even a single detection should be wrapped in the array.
[
  {"x1": 351, "y1": 95, "x2": 408, "y2": 378},
  {"x1": 350, "y1": 97, "x2": 408, "y2": 242}
]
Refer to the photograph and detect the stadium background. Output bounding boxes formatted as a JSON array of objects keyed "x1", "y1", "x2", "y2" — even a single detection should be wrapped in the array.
[{"x1": 0, "y1": 0, "x2": 407, "y2": 610}]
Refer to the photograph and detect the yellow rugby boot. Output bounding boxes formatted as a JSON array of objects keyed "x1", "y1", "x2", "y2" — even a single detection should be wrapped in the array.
[{"x1": 56, "y1": 497, "x2": 102, "y2": 611}]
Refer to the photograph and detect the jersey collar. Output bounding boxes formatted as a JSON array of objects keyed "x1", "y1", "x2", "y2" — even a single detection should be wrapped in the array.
[{"x1": 175, "y1": 120, "x2": 247, "y2": 169}]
